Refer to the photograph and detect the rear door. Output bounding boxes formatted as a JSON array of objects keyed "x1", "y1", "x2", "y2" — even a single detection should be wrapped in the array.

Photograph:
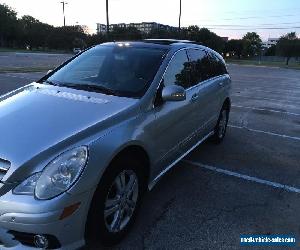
[
  {"x1": 186, "y1": 48, "x2": 222, "y2": 138},
  {"x1": 207, "y1": 52, "x2": 230, "y2": 111}
]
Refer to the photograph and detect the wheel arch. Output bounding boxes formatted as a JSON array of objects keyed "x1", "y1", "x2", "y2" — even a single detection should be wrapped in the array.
[
  {"x1": 84, "y1": 143, "x2": 150, "y2": 245},
  {"x1": 102, "y1": 144, "x2": 151, "y2": 190},
  {"x1": 223, "y1": 97, "x2": 231, "y2": 111}
]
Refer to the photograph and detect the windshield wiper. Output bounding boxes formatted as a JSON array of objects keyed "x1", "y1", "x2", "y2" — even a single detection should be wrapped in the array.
[
  {"x1": 42, "y1": 80, "x2": 121, "y2": 96},
  {"x1": 42, "y1": 80, "x2": 60, "y2": 86},
  {"x1": 60, "y1": 83, "x2": 119, "y2": 96}
]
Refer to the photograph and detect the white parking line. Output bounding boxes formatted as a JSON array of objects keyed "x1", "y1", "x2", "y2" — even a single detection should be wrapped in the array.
[
  {"x1": 230, "y1": 73, "x2": 300, "y2": 81},
  {"x1": 3, "y1": 73, "x2": 38, "y2": 81},
  {"x1": 228, "y1": 124, "x2": 300, "y2": 141},
  {"x1": 232, "y1": 105, "x2": 300, "y2": 117},
  {"x1": 184, "y1": 160, "x2": 300, "y2": 194},
  {"x1": 234, "y1": 87, "x2": 300, "y2": 95},
  {"x1": 233, "y1": 94, "x2": 300, "y2": 105}
]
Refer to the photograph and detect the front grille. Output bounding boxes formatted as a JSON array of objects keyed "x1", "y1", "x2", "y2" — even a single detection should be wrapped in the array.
[{"x1": 0, "y1": 158, "x2": 10, "y2": 181}]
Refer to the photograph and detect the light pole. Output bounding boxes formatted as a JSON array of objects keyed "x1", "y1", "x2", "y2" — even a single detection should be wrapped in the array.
[
  {"x1": 106, "y1": 0, "x2": 110, "y2": 37},
  {"x1": 60, "y1": 1, "x2": 68, "y2": 26},
  {"x1": 179, "y1": 0, "x2": 182, "y2": 30}
]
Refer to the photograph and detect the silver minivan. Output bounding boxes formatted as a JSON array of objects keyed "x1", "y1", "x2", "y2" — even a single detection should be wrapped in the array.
[{"x1": 0, "y1": 39, "x2": 231, "y2": 249}]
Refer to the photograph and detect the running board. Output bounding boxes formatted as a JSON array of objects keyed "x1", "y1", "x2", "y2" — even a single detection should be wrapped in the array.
[{"x1": 148, "y1": 131, "x2": 214, "y2": 190}]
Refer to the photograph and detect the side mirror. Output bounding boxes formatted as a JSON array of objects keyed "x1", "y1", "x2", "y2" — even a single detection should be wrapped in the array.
[
  {"x1": 162, "y1": 85, "x2": 186, "y2": 102},
  {"x1": 47, "y1": 70, "x2": 53, "y2": 75}
]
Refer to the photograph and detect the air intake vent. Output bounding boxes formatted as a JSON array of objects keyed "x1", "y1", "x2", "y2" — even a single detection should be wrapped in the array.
[{"x1": 0, "y1": 159, "x2": 10, "y2": 181}]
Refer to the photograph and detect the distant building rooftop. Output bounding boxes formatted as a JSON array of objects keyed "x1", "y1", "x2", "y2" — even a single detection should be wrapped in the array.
[
  {"x1": 96, "y1": 22, "x2": 177, "y2": 34},
  {"x1": 262, "y1": 38, "x2": 279, "y2": 49}
]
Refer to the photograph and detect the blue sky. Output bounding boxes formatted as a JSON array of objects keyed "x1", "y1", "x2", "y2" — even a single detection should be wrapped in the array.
[{"x1": 1, "y1": 0, "x2": 300, "y2": 40}]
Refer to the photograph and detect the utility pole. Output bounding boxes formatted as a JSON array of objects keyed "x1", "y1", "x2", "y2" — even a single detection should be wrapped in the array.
[
  {"x1": 179, "y1": 0, "x2": 182, "y2": 30},
  {"x1": 60, "y1": 1, "x2": 68, "y2": 27},
  {"x1": 106, "y1": 0, "x2": 110, "y2": 37}
]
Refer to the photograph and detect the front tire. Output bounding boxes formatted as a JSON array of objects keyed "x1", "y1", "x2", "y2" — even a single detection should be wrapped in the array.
[
  {"x1": 212, "y1": 106, "x2": 229, "y2": 143},
  {"x1": 85, "y1": 157, "x2": 144, "y2": 247}
]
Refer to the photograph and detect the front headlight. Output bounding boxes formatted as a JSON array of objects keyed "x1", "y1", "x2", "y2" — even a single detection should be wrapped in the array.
[
  {"x1": 13, "y1": 172, "x2": 42, "y2": 195},
  {"x1": 13, "y1": 146, "x2": 88, "y2": 200}
]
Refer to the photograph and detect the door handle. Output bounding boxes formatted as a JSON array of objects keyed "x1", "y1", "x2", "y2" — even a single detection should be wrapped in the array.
[{"x1": 191, "y1": 93, "x2": 199, "y2": 102}]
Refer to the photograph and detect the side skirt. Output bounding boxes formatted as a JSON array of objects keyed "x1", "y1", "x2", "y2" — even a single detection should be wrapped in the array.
[{"x1": 148, "y1": 131, "x2": 214, "y2": 190}]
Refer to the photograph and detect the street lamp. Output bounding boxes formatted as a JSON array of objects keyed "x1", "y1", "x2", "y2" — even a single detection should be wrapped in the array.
[
  {"x1": 60, "y1": 1, "x2": 68, "y2": 27},
  {"x1": 106, "y1": 0, "x2": 110, "y2": 37},
  {"x1": 179, "y1": 0, "x2": 182, "y2": 30}
]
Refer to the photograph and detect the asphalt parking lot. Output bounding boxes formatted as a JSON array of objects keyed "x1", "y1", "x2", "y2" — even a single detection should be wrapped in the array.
[
  {"x1": 0, "y1": 52, "x2": 71, "y2": 69},
  {"x1": 0, "y1": 53, "x2": 299, "y2": 249}
]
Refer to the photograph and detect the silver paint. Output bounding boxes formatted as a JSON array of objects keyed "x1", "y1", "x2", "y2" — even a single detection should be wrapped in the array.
[{"x1": 0, "y1": 41, "x2": 231, "y2": 249}]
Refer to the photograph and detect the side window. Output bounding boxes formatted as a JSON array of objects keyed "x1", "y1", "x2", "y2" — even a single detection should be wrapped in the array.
[
  {"x1": 219, "y1": 57, "x2": 228, "y2": 75},
  {"x1": 207, "y1": 52, "x2": 227, "y2": 78},
  {"x1": 163, "y1": 50, "x2": 191, "y2": 89},
  {"x1": 187, "y1": 49, "x2": 211, "y2": 85}
]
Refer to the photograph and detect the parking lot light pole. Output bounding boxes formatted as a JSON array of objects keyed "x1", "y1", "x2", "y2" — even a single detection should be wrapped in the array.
[
  {"x1": 179, "y1": 0, "x2": 182, "y2": 30},
  {"x1": 106, "y1": 0, "x2": 110, "y2": 38},
  {"x1": 60, "y1": 1, "x2": 68, "y2": 27}
]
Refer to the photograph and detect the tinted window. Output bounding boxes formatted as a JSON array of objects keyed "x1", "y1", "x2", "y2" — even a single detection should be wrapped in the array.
[
  {"x1": 207, "y1": 53, "x2": 227, "y2": 78},
  {"x1": 188, "y1": 49, "x2": 211, "y2": 85},
  {"x1": 46, "y1": 45, "x2": 167, "y2": 98},
  {"x1": 163, "y1": 50, "x2": 191, "y2": 89}
]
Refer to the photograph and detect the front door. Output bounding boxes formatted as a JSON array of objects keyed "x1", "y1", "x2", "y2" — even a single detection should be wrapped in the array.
[{"x1": 147, "y1": 49, "x2": 200, "y2": 177}]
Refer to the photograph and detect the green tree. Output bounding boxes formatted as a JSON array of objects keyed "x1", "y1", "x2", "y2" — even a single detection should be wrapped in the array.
[
  {"x1": 19, "y1": 15, "x2": 53, "y2": 49},
  {"x1": 264, "y1": 45, "x2": 276, "y2": 56},
  {"x1": 277, "y1": 32, "x2": 300, "y2": 65},
  {"x1": 225, "y1": 39, "x2": 243, "y2": 58},
  {"x1": 242, "y1": 32, "x2": 262, "y2": 57},
  {"x1": 186, "y1": 25, "x2": 200, "y2": 41},
  {"x1": 109, "y1": 27, "x2": 142, "y2": 41},
  {"x1": 146, "y1": 25, "x2": 225, "y2": 53},
  {"x1": 72, "y1": 37, "x2": 87, "y2": 49},
  {"x1": 47, "y1": 25, "x2": 87, "y2": 50},
  {"x1": 196, "y1": 28, "x2": 225, "y2": 53},
  {"x1": 86, "y1": 33, "x2": 107, "y2": 47},
  {"x1": 147, "y1": 27, "x2": 179, "y2": 39},
  {"x1": 0, "y1": 4, "x2": 19, "y2": 47}
]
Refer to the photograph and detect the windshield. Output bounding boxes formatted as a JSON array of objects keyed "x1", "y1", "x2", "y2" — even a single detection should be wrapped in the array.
[{"x1": 45, "y1": 45, "x2": 168, "y2": 98}]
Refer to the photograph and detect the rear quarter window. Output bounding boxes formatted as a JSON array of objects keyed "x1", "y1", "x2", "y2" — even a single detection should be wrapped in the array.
[
  {"x1": 187, "y1": 49, "x2": 211, "y2": 85},
  {"x1": 207, "y1": 52, "x2": 227, "y2": 78}
]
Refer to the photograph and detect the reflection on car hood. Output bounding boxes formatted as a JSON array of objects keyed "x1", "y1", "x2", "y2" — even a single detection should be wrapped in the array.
[{"x1": 0, "y1": 83, "x2": 137, "y2": 169}]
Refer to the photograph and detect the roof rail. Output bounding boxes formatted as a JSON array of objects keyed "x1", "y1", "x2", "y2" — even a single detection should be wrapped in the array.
[{"x1": 143, "y1": 39, "x2": 202, "y2": 45}]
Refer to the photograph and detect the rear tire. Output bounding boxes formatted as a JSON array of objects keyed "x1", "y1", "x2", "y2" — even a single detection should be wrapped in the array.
[
  {"x1": 85, "y1": 156, "x2": 144, "y2": 247},
  {"x1": 211, "y1": 106, "x2": 229, "y2": 144}
]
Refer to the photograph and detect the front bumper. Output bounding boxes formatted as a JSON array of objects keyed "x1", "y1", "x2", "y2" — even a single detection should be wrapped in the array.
[{"x1": 0, "y1": 188, "x2": 94, "y2": 249}]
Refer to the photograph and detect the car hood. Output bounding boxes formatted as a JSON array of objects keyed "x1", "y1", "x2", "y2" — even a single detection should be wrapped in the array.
[{"x1": 0, "y1": 83, "x2": 138, "y2": 173}]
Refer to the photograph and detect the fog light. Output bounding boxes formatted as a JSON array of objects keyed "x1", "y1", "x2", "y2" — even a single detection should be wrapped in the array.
[{"x1": 34, "y1": 234, "x2": 49, "y2": 248}]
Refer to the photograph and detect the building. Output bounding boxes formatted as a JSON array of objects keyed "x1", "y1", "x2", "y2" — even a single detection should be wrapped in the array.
[
  {"x1": 96, "y1": 22, "x2": 177, "y2": 34},
  {"x1": 262, "y1": 38, "x2": 279, "y2": 49},
  {"x1": 96, "y1": 23, "x2": 107, "y2": 34}
]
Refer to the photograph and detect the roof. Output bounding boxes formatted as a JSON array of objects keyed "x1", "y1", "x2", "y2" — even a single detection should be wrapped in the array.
[
  {"x1": 143, "y1": 39, "x2": 202, "y2": 45},
  {"x1": 101, "y1": 39, "x2": 204, "y2": 51}
]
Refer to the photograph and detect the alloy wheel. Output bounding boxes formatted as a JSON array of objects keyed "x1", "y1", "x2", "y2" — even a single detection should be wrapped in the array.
[{"x1": 104, "y1": 170, "x2": 139, "y2": 233}]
